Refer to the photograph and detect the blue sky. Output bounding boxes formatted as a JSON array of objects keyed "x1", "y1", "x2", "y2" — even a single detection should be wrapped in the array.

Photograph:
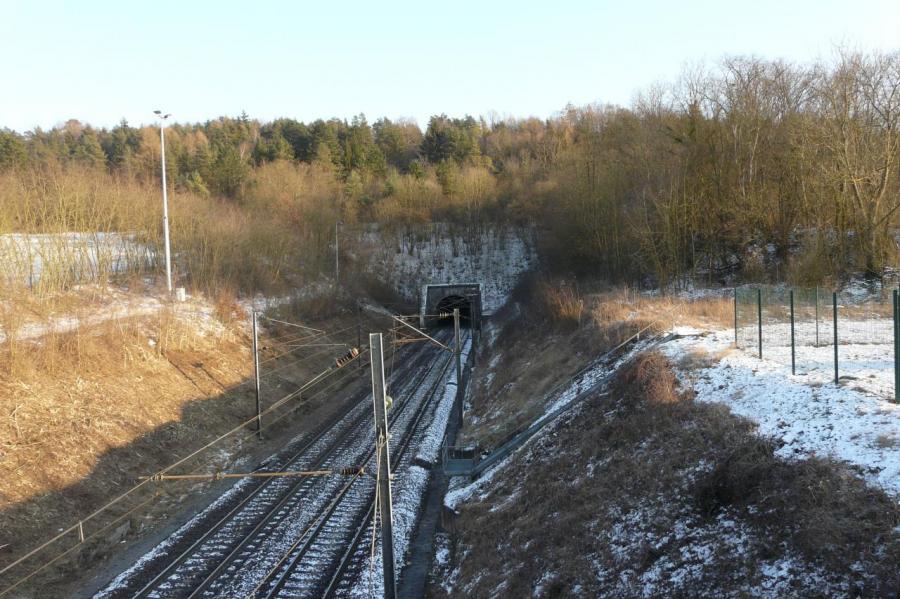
[{"x1": 1, "y1": 0, "x2": 898, "y2": 132}]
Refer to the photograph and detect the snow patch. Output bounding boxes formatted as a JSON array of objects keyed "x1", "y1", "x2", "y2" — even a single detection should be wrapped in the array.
[{"x1": 663, "y1": 328, "x2": 900, "y2": 499}]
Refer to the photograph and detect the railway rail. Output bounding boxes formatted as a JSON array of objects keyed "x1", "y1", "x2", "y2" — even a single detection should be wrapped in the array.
[{"x1": 100, "y1": 328, "x2": 463, "y2": 598}]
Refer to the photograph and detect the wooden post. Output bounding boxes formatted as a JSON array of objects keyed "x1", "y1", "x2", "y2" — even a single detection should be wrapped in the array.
[{"x1": 369, "y1": 333, "x2": 396, "y2": 599}]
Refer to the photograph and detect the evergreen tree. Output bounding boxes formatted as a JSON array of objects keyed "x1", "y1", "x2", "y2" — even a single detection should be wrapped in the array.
[{"x1": 0, "y1": 129, "x2": 26, "y2": 170}]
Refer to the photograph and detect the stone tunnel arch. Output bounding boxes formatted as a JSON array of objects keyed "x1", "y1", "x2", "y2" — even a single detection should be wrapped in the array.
[{"x1": 422, "y1": 283, "x2": 482, "y2": 329}]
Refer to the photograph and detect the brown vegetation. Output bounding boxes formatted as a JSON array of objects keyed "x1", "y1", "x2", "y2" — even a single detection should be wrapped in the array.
[
  {"x1": 2, "y1": 49, "x2": 898, "y2": 297},
  {"x1": 461, "y1": 278, "x2": 731, "y2": 450},
  {"x1": 436, "y1": 351, "x2": 900, "y2": 596},
  {"x1": 0, "y1": 287, "x2": 387, "y2": 596},
  {"x1": 0, "y1": 304, "x2": 245, "y2": 503}
]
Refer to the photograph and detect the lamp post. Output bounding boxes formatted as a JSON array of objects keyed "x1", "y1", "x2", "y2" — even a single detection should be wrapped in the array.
[{"x1": 154, "y1": 110, "x2": 173, "y2": 294}]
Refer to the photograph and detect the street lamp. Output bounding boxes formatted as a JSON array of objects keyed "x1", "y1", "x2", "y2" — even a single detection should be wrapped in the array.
[{"x1": 154, "y1": 110, "x2": 173, "y2": 294}]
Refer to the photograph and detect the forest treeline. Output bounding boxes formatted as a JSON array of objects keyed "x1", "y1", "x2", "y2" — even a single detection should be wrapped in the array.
[{"x1": 1, "y1": 49, "x2": 898, "y2": 293}]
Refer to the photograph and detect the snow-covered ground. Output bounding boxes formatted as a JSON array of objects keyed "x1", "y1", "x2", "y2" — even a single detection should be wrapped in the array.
[
  {"x1": 445, "y1": 338, "x2": 653, "y2": 510},
  {"x1": 0, "y1": 232, "x2": 153, "y2": 287},
  {"x1": 736, "y1": 317, "x2": 896, "y2": 399},
  {"x1": 361, "y1": 227, "x2": 534, "y2": 314},
  {"x1": 663, "y1": 327, "x2": 900, "y2": 499},
  {"x1": 238, "y1": 279, "x2": 335, "y2": 315},
  {"x1": 439, "y1": 315, "x2": 898, "y2": 596},
  {"x1": 596, "y1": 495, "x2": 856, "y2": 595},
  {"x1": 0, "y1": 286, "x2": 233, "y2": 344}
]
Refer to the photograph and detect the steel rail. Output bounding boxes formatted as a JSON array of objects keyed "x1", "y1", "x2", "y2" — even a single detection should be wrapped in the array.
[
  {"x1": 129, "y1": 341, "x2": 422, "y2": 598},
  {"x1": 321, "y1": 331, "x2": 469, "y2": 599},
  {"x1": 137, "y1": 333, "x2": 450, "y2": 598},
  {"x1": 321, "y1": 333, "x2": 468, "y2": 599},
  {"x1": 184, "y1": 338, "x2": 449, "y2": 599},
  {"x1": 266, "y1": 334, "x2": 461, "y2": 598}
]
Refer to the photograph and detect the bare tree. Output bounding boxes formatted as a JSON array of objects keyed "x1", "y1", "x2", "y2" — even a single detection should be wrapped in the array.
[{"x1": 814, "y1": 50, "x2": 900, "y2": 275}]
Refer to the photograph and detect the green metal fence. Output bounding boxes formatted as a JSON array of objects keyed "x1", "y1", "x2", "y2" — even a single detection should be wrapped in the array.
[{"x1": 734, "y1": 285, "x2": 900, "y2": 402}]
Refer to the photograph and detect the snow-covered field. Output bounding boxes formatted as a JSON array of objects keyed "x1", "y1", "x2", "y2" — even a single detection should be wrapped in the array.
[
  {"x1": 0, "y1": 232, "x2": 153, "y2": 287},
  {"x1": 0, "y1": 286, "x2": 233, "y2": 344},
  {"x1": 595, "y1": 494, "x2": 855, "y2": 595},
  {"x1": 439, "y1": 312, "x2": 899, "y2": 596},
  {"x1": 664, "y1": 327, "x2": 900, "y2": 500},
  {"x1": 736, "y1": 317, "x2": 896, "y2": 399}
]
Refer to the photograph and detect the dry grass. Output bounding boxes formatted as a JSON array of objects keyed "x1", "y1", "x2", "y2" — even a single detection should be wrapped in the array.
[
  {"x1": 696, "y1": 435, "x2": 900, "y2": 582},
  {"x1": 619, "y1": 351, "x2": 684, "y2": 404},
  {"x1": 539, "y1": 282, "x2": 584, "y2": 326},
  {"x1": 462, "y1": 280, "x2": 732, "y2": 450},
  {"x1": 0, "y1": 285, "x2": 386, "y2": 596},
  {"x1": 0, "y1": 302, "x2": 248, "y2": 508},
  {"x1": 675, "y1": 346, "x2": 735, "y2": 372},
  {"x1": 212, "y1": 288, "x2": 249, "y2": 325},
  {"x1": 875, "y1": 433, "x2": 899, "y2": 449},
  {"x1": 0, "y1": 164, "x2": 342, "y2": 306}
]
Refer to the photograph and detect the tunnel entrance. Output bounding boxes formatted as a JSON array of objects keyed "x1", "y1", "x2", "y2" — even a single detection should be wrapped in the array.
[
  {"x1": 434, "y1": 295, "x2": 472, "y2": 327},
  {"x1": 422, "y1": 283, "x2": 482, "y2": 330}
]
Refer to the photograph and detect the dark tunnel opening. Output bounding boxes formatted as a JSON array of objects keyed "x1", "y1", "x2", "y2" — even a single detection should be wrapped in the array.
[{"x1": 433, "y1": 294, "x2": 473, "y2": 328}]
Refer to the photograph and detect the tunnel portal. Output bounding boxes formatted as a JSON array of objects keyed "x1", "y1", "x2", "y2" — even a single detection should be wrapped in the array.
[{"x1": 422, "y1": 283, "x2": 482, "y2": 330}]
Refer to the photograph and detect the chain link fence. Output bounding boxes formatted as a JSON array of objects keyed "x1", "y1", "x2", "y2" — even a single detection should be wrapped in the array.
[{"x1": 735, "y1": 285, "x2": 900, "y2": 402}]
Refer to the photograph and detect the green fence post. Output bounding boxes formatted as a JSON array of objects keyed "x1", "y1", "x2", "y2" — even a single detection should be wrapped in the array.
[
  {"x1": 790, "y1": 289, "x2": 795, "y2": 375},
  {"x1": 757, "y1": 287, "x2": 763, "y2": 359},
  {"x1": 814, "y1": 286, "x2": 819, "y2": 347},
  {"x1": 894, "y1": 289, "x2": 899, "y2": 403},
  {"x1": 833, "y1": 291, "x2": 838, "y2": 385},
  {"x1": 733, "y1": 288, "x2": 738, "y2": 347}
]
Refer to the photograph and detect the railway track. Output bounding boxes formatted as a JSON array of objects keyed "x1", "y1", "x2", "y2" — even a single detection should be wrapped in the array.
[
  {"x1": 100, "y1": 328, "x2": 462, "y2": 598},
  {"x1": 252, "y1": 335, "x2": 464, "y2": 598}
]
